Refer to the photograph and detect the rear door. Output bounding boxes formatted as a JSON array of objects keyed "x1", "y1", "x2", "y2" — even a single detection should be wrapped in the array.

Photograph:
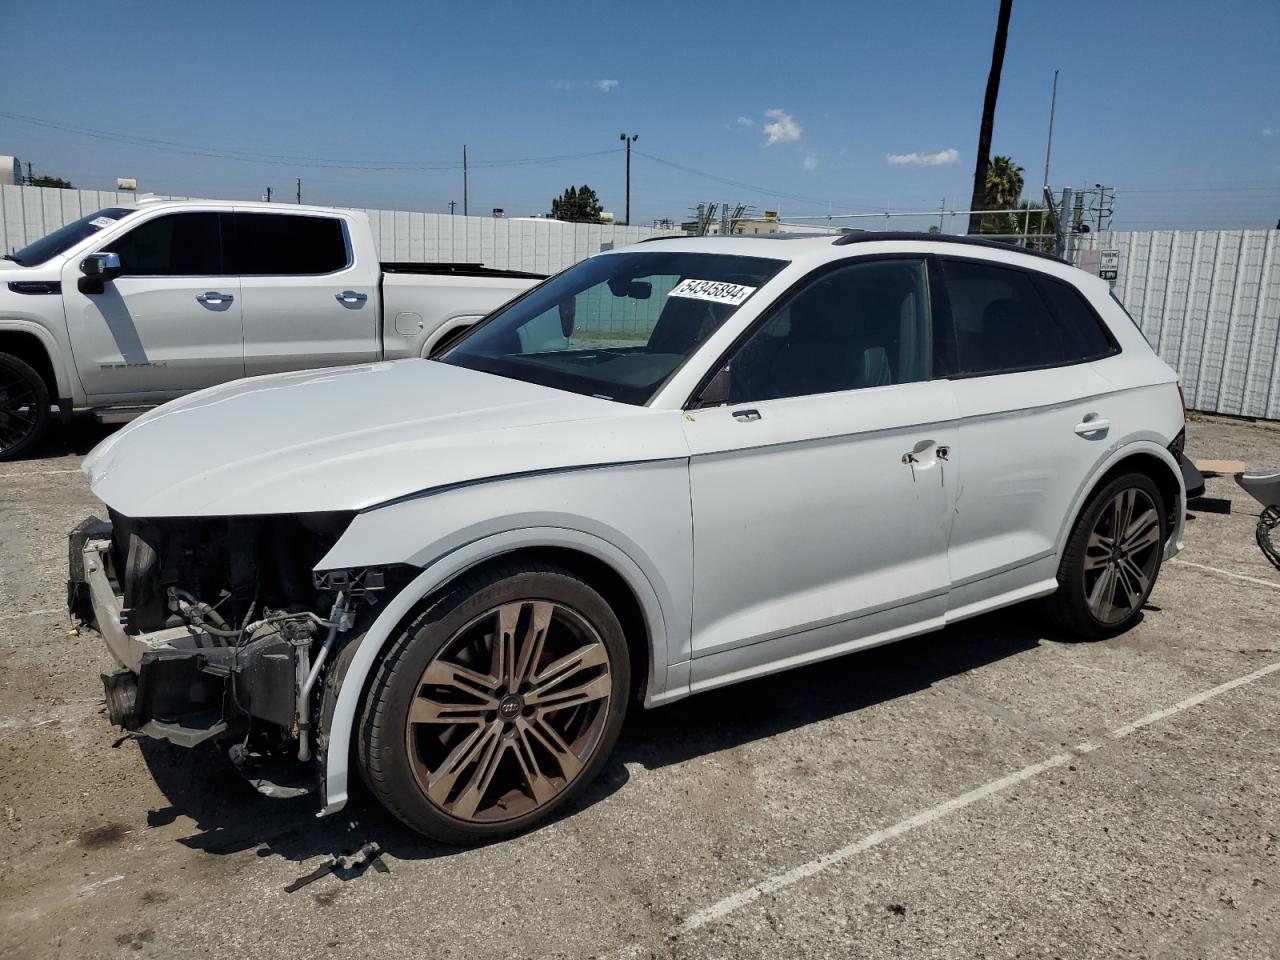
[
  {"x1": 60, "y1": 209, "x2": 243, "y2": 399},
  {"x1": 939, "y1": 257, "x2": 1122, "y2": 615},
  {"x1": 233, "y1": 211, "x2": 380, "y2": 376}
]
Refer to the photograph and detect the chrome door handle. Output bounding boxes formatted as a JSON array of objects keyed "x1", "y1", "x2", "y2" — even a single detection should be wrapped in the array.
[
  {"x1": 335, "y1": 290, "x2": 368, "y2": 304},
  {"x1": 732, "y1": 408, "x2": 762, "y2": 422},
  {"x1": 1074, "y1": 417, "x2": 1111, "y2": 436},
  {"x1": 196, "y1": 291, "x2": 234, "y2": 305}
]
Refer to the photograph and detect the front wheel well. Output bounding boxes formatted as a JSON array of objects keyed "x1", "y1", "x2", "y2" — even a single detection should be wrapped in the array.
[
  {"x1": 463, "y1": 547, "x2": 652, "y2": 704},
  {"x1": 0, "y1": 330, "x2": 59, "y2": 401}
]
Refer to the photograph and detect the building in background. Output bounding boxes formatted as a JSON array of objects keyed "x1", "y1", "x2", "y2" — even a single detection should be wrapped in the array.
[{"x1": 0, "y1": 156, "x2": 21, "y2": 186}]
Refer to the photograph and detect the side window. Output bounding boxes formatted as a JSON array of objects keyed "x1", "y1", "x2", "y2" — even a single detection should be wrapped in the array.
[
  {"x1": 104, "y1": 213, "x2": 223, "y2": 276},
  {"x1": 726, "y1": 258, "x2": 932, "y2": 404},
  {"x1": 233, "y1": 214, "x2": 349, "y2": 275},
  {"x1": 942, "y1": 259, "x2": 1063, "y2": 375},
  {"x1": 1032, "y1": 276, "x2": 1119, "y2": 361}
]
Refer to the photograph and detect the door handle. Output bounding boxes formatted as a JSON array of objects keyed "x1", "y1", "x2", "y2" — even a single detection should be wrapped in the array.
[
  {"x1": 1074, "y1": 416, "x2": 1111, "y2": 436},
  {"x1": 732, "y1": 408, "x2": 762, "y2": 422},
  {"x1": 335, "y1": 290, "x2": 368, "y2": 304},
  {"x1": 902, "y1": 440, "x2": 942, "y2": 467},
  {"x1": 196, "y1": 291, "x2": 234, "y2": 305}
]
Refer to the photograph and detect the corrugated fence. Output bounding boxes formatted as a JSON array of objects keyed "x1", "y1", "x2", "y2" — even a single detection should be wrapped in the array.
[
  {"x1": 0, "y1": 184, "x2": 679, "y2": 274},
  {"x1": 1072, "y1": 230, "x2": 1279, "y2": 420},
  {"x1": 5, "y1": 187, "x2": 1278, "y2": 420}
]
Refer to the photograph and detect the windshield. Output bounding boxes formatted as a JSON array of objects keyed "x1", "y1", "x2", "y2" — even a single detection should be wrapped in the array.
[
  {"x1": 5, "y1": 208, "x2": 133, "y2": 266},
  {"x1": 441, "y1": 250, "x2": 786, "y2": 404}
]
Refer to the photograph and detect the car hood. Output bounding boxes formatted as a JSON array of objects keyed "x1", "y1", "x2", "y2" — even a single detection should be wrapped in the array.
[{"x1": 84, "y1": 360, "x2": 686, "y2": 517}]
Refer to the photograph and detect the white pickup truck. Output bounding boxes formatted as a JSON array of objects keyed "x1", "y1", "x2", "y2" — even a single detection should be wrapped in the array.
[{"x1": 0, "y1": 199, "x2": 544, "y2": 458}]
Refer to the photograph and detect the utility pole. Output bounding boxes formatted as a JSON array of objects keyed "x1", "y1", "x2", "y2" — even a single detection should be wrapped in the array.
[
  {"x1": 967, "y1": 0, "x2": 1013, "y2": 235},
  {"x1": 265, "y1": 186, "x2": 273, "y2": 203},
  {"x1": 24, "y1": 161, "x2": 32, "y2": 185},
  {"x1": 296, "y1": 178, "x2": 302, "y2": 204},
  {"x1": 463, "y1": 145, "x2": 469, "y2": 217},
  {"x1": 448, "y1": 201, "x2": 456, "y2": 215},
  {"x1": 619, "y1": 133, "x2": 637, "y2": 225},
  {"x1": 1042, "y1": 69, "x2": 1059, "y2": 191}
]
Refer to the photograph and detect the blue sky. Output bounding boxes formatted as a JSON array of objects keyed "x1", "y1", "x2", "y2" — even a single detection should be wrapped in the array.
[{"x1": 2, "y1": 0, "x2": 1277, "y2": 231}]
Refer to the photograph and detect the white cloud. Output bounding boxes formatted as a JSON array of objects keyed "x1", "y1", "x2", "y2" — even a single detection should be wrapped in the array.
[
  {"x1": 803, "y1": 155, "x2": 819, "y2": 171},
  {"x1": 1263, "y1": 126, "x2": 1278, "y2": 136},
  {"x1": 762, "y1": 109, "x2": 802, "y2": 146},
  {"x1": 886, "y1": 148, "x2": 959, "y2": 166},
  {"x1": 595, "y1": 79, "x2": 619, "y2": 93},
  {"x1": 736, "y1": 115, "x2": 755, "y2": 128}
]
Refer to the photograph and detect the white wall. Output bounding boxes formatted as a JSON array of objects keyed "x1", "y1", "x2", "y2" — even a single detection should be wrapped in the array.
[{"x1": 0, "y1": 185, "x2": 681, "y2": 273}]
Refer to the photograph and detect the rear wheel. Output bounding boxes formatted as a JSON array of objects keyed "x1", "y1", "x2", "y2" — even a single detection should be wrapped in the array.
[
  {"x1": 0, "y1": 352, "x2": 50, "y2": 461},
  {"x1": 357, "y1": 561, "x2": 629, "y2": 844},
  {"x1": 1044, "y1": 472, "x2": 1166, "y2": 638}
]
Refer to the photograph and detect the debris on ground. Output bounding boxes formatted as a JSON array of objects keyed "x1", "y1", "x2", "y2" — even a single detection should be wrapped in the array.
[{"x1": 284, "y1": 842, "x2": 389, "y2": 892}]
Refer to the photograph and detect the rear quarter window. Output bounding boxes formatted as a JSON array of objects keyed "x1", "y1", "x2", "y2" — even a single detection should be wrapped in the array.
[{"x1": 233, "y1": 213, "x2": 349, "y2": 275}]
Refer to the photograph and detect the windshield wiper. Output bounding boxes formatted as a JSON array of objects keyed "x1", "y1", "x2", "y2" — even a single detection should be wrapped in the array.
[{"x1": 1, "y1": 254, "x2": 19, "y2": 263}]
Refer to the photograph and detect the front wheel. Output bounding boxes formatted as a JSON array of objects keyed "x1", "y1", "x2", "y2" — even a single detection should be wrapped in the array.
[
  {"x1": 1044, "y1": 472, "x2": 1167, "y2": 638},
  {"x1": 0, "y1": 352, "x2": 50, "y2": 461},
  {"x1": 357, "y1": 561, "x2": 629, "y2": 844}
]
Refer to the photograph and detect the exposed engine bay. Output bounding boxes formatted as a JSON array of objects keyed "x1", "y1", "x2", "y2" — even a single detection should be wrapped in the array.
[{"x1": 68, "y1": 510, "x2": 411, "y2": 798}]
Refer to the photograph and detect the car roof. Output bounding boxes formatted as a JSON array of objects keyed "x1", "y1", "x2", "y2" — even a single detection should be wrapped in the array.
[
  {"x1": 624, "y1": 231, "x2": 1076, "y2": 277},
  {"x1": 122, "y1": 197, "x2": 359, "y2": 218}
]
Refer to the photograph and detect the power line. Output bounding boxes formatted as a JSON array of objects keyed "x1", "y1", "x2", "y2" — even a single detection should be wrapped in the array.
[
  {"x1": 0, "y1": 111, "x2": 621, "y2": 171},
  {"x1": 634, "y1": 150, "x2": 917, "y2": 212}
]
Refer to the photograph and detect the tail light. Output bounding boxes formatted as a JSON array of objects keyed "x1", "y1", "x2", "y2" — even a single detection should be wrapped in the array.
[{"x1": 1177, "y1": 384, "x2": 1186, "y2": 419}]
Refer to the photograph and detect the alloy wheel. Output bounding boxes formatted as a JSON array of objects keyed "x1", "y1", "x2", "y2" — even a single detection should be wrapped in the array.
[
  {"x1": 1083, "y1": 487, "x2": 1161, "y2": 625},
  {"x1": 0, "y1": 367, "x2": 40, "y2": 454},
  {"x1": 404, "y1": 599, "x2": 613, "y2": 824}
]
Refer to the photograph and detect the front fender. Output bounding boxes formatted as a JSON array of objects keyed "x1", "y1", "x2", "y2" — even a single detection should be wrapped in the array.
[
  {"x1": 0, "y1": 316, "x2": 80, "y2": 402},
  {"x1": 318, "y1": 525, "x2": 677, "y2": 815}
]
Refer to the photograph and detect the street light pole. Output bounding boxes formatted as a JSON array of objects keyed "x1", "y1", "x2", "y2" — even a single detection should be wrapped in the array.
[{"x1": 619, "y1": 133, "x2": 637, "y2": 225}]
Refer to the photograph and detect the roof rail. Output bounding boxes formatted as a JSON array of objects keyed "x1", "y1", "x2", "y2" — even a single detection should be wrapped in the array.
[{"x1": 831, "y1": 231, "x2": 1066, "y2": 265}]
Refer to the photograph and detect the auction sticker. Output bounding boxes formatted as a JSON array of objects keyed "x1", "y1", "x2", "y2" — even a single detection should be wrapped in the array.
[
  {"x1": 90, "y1": 217, "x2": 116, "y2": 229},
  {"x1": 668, "y1": 278, "x2": 756, "y2": 306}
]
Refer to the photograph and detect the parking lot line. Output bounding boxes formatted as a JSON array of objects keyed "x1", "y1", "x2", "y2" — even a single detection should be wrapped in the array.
[
  {"x1": 1169, "y1": 557, "x2": 1280, "y2": 591},
  {"x1": 610, "y1": 657, "x2": 1280, "y2": 953},
  {"x1": 0, "y1": 468, "x2": 83, "y2": 480}
]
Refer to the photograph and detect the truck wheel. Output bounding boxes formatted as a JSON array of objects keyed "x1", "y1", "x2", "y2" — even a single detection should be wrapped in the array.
[
  {"x1": 357, "y1": 561, "x2": 629, "y2": 844},
  {"x1": 1043, "y1": 472, "x2": 1167, "y2": 639},
  {"x1": 0, "y1": 352, "x2": 50, "y2": 461}
]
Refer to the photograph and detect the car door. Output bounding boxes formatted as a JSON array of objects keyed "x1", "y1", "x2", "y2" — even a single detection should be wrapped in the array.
[
  {"x1": 59, "y1": 210, "x2": 243, "y2": 400},
  {"x1": 939, "y1": 256, "x2": 1123, "y2": 616},
  {"x1": 234, "y1": 211, "x2": 380, "y2": 376},
  {"x1": 681, "y1": 256, "x2": 959, "y2": 689}
]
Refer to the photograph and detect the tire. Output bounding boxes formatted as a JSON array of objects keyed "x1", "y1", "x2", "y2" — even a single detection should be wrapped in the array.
[
  {"x1": 1043, "y1": 471, "x2": 1167, "y2": 639},
  {"x1": 0, "y1": 352, "x2": 50, "y2": 461},
  {"x1": 357, "y1": 561, "x2": 630, "y2": 844}
]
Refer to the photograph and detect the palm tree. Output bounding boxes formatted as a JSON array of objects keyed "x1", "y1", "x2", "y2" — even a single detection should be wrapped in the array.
[
  {"x1": 967, "y1": 0, "x2": 1014, "y2": 235},
  {"x1": 984, "y1": 155, "x2": 1024, "y2": 210}
]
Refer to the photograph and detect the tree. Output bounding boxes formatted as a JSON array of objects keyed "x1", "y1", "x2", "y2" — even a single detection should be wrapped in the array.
[
  {"x1": 550, "y1": 185, "x2": 604, "y2": 223},
  {"x1": 28, "y1": 174, "x2": 73, "y2": 189},
  {"x1": 978, "y1": 155, "x2": 1025, "y2": 235},
  {"x1": 966, "y1": 0, "x2": 1014, "y2": 235}
]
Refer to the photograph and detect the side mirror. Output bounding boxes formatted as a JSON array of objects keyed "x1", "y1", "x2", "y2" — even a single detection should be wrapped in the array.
[
  {"x1": 78, "y1": 252, "x2": 122, "y2": 295},
  {"x1": 694, "y1": 365, "x2": 731, "y2": 408},
  {"x1": 80, "y1": 252, "x2": 122, "y2": 280}
]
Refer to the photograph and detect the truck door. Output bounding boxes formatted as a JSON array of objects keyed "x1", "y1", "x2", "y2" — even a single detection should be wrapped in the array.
[
  {"x1": 60, "y1": 210, "x2": 244, "y2": 400},
  {"x1": 233, "y1": 211, "x2": 380, "y2": 376}
]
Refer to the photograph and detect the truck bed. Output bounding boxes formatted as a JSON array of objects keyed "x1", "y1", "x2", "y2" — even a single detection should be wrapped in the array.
[{"x1": 380, "y1": 262, "x2": 546, "y2": 280}]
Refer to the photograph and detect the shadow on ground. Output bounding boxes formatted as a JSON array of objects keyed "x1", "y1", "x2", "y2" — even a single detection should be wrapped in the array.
[{"x1": 136, "y1": 607, "x2": 1046, "y2": 876}]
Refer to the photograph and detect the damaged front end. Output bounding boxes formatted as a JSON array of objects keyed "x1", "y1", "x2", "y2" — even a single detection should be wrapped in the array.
[{"x1": 68, "y1": 511, "x2": 405, "y2": 800}]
